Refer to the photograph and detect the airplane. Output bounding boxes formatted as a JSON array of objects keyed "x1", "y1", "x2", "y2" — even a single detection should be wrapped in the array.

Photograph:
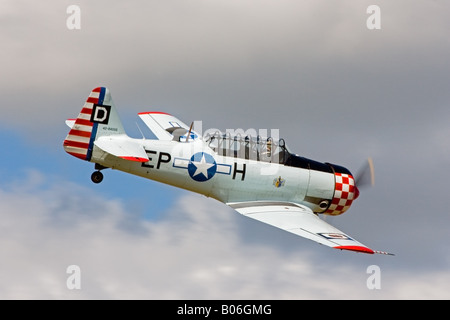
[{"x1": 63, "y1": 87, "x2": 392, "y2": 255}]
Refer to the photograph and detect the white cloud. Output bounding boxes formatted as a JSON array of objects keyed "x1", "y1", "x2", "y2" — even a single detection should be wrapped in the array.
[{"x1": 0, "y1": 171, "x2": 449, "y2": 299}]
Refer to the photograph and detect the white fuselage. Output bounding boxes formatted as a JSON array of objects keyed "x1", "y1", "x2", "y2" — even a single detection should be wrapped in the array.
[{"x1": 90, "y1": 138, "x2": 336, "y2": 213}]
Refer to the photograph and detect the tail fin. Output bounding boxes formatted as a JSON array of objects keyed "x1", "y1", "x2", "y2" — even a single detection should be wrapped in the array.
[{"x1": 63, "y1": 87, "x2": 125, "y2": 161}]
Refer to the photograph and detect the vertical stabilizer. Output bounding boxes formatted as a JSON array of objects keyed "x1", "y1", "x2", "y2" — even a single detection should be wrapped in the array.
[{"x1": 63, "y1": 87, "x2": 125, "y2": 161}]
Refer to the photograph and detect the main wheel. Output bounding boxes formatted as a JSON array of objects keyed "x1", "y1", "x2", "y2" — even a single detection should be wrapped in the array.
[{"x1": 91, "y1": 171, "x2": 104, "y2": 184}]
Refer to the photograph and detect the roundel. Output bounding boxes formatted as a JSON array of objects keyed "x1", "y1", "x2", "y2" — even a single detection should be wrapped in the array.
[{"x1": 187, "y1": 152, "x2": 217, "y2": 182}]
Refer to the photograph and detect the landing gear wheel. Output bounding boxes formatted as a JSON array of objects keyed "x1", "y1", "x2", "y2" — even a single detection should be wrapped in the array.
[{"x1": 91, "y1": 171, "x2": 104, "y2": 184}]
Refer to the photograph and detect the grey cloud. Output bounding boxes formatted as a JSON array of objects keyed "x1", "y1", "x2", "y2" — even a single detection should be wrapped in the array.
[{"x1": 2, "y1": 1, "x2": 449, "y2": 135}]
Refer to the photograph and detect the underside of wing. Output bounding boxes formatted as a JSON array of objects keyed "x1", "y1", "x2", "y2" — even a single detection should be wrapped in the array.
[
  {"x1": 94, "y1": 136, "x2": 149, "y2": 162},
  {"x1": 138, "y1": 111, "x2": 199, "y2": 141},
  {"x1": 228, "y1": 201, "x2": 375, "y2": 254}
]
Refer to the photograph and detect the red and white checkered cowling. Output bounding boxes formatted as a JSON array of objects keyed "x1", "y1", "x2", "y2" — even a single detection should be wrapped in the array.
[{"x1": 324, "y1": 172, "x2": 359, "y2": 215}]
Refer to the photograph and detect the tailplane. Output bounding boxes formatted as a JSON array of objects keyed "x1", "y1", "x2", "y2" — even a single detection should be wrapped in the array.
[{"x1": 63, "y1": 87, "x2": 125, "y2": 161}]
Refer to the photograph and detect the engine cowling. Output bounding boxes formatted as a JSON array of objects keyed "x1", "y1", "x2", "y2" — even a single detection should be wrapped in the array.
[
  {"x1": 291, "y1": 155, "x2": 359, "y2": 215},
  {"x1": 324, "y1": 164, "x2": 359, "y2": 216}
]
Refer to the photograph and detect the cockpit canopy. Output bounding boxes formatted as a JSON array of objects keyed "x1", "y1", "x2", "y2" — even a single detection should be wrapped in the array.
[
  {"x1": 205, "y1": 132, "x2": 335, "y2": 174},
  {"x1": 205, "y1": 132, "x2": 290, "y2": 164}
]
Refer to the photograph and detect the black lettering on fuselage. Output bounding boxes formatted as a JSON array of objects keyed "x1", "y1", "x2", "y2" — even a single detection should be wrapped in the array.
[
  {"x1": 142, "y1": 150, "x2": 157, "y2": 168},
  {"x1": 233, "y1": 162, "x2": 246, "y2": 181},
  {"x1": 142, "y1": 150, "x2": 172, "y2": 169},
  {"x1": 157, "y1": 152, "x2": 171, "y2": 169}
]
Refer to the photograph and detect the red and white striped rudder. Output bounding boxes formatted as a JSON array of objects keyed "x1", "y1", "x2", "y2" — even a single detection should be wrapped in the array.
[{"x1": 63, "y1": 87, "x2": 125, "y2": 161}]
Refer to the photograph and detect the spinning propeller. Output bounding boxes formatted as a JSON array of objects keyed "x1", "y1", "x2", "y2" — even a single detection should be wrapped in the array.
[
  {"x1": 355, "y1": 157, "x2": 375, "y2": 189},
  {"x1": 352, "y1": 157, "x2": 375, "y2": 200}
]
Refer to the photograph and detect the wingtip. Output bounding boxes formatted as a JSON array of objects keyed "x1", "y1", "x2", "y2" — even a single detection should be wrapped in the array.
[
  {"x1": 334, "y1": 246, "x2": 395, "y2": 256},
  {"x1": 334, "y1": 245, "x2": 375, "y2": 254},
  {"x1": 373, "y1": 250, "x2": 395, "y2": 256}
]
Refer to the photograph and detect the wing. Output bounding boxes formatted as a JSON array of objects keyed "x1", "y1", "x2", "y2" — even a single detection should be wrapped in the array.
[
  {"x1": 138, "y1": 111, "x2": 199, "y2": 141},
  {"x1": 228, "y1": 201, "x2": 375, "y2": 254},
  {"x1": 94, "y1": 136, "x2": 149, "y2": 162}
]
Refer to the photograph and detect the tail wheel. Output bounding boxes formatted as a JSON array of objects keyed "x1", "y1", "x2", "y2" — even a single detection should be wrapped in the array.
[{"x1": 91, "y1": 171, "x2": 104, "y2": 184}]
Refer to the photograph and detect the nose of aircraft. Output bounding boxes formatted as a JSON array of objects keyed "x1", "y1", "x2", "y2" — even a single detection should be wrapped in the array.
[
  {"x1": 354, "y1": 185, "x2": 360, "y2": 200},
  {"x1": 322, "y1": 163, "x2": 359, "y2": 216}
]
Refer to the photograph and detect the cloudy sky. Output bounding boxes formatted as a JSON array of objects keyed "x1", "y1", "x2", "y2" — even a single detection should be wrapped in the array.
[{"x1": 1, "y1": 0, "x2": 450, "y2": 299}]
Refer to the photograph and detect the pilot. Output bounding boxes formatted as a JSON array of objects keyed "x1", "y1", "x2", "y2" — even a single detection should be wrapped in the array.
[{"x1": 266, "y1": 138, "x2": 272, "y2": 158}]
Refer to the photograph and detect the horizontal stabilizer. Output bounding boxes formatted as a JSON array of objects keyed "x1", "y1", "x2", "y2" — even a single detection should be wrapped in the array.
[
  {"x1": 94, "y1": 136, "x2": 149, "y2": 162},
  {"x1": 65, "y1": 119, "x2": 76, "y2": 129},
  {"x1": 138, "y1": 111, "x2": 199, "y2": 141}
]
